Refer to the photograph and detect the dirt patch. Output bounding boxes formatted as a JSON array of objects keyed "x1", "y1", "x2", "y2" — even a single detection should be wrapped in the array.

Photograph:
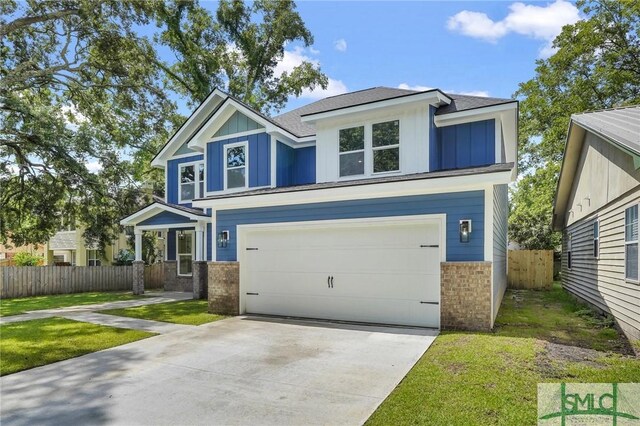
[{"x1": 535, "y1": 341, "x2": 617, "y2": 378}]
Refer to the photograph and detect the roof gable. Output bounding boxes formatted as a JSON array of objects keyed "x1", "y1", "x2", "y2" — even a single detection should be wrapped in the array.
[{"x1": 213, "y1": 110, "x2": 264, "y2": 138}]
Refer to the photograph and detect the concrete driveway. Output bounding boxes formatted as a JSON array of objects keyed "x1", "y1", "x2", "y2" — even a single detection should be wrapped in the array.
[{"x1": 0, "y1": 316, "x2": 437, "y2": 426}]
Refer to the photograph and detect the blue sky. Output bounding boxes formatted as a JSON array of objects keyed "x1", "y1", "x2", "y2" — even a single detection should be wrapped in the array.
[{"x1": 191, "y1": 0, "x2": 582, "y2": 114}]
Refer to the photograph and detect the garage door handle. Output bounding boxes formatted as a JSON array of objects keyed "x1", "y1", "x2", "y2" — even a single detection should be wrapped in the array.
[
  {"x1": 420, "y1": 301, "x2": 439, "y2": 305},
  {"x1": 330, "y1": 276, "x2": 334, "y2": 288},
  {"x1": 246, "y1": 292, "x2": 259, "y2": 296},
  {"x1": 420, "y1": 245, "x2": 439, "y2": 248}
]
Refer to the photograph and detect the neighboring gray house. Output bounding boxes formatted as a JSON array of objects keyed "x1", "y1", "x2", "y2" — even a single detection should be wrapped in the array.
[{"x1": 553, "y1": 106, "x2": 640, "y2": 343}]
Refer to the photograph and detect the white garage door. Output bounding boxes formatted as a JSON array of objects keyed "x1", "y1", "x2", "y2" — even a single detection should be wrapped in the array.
[{"x1": 240, "y1": 217, "x2": 442, "y2": 328}]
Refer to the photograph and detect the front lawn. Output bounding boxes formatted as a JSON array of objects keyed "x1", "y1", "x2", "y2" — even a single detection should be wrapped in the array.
[
  {"x1": 366, "y1": 283, "x2": 640, "y2": 425},
  {"x1": 0, "y1": 317, "x2": 154, "y2": 376},
  {"x1": 0, "y1": 291, "x2": 143, "y2": 317},
  {"x1": 100, "y1": 300, "x2": 225, "y2": 325}
]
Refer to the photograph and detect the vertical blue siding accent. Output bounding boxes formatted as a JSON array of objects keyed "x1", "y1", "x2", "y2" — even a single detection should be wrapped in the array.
[
  {"x1": 207, "y1": 222, "x2": 212, "y2": 261},
  {"x1": 276, "y1": 142, "x2": 294, "y2": 187},
  {"x1": 206, "y1": 132, "x2": 270, "y2": 192},
  {"x1": 167, "y1": 154, "x2": 204, "y2": 206},
  {"x1": 429, "y1": 105, "x2": 439, "y2": 171},
  {"x1": 294, "y1": 146, "x2": 316, "y2": 185},
  {"x1": 432, "y1": 119, "x2": 495, "y2": 171},
  {"x1": 139, "y1": 211, "x2": 197, "y2": 226},
  {"x1": 216, "y1": 191, "x2": 484, "y2": 262},
  {"x1": 214, "y1": 111, "x2": 264, "y2": 137}
]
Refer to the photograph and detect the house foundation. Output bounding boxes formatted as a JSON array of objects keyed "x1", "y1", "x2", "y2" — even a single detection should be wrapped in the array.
[
  {"x1": 208, "y1": 262, "x2": 240, "y2": 315},
  {"x1": 440, "y1": 261, "x2": 493, "y2": 331}
]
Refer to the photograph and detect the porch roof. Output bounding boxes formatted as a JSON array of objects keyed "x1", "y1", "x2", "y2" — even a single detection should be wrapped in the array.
[{"x1": 120, "y1": 197, "x2": 208, "y2": 228}]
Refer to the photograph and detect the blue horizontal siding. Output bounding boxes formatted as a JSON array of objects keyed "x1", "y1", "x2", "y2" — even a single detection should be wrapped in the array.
[
  {"x1": 167, "y1": 154, "x2": 203, "y2": 206},
  {"x1": 216, "y1": 191, "x2": 485, "y2": 262},
  {"x1": 432, "y1": 119, "x2": 495, "y2": 171},
  {"x1": 206, "y1": 132, "x2": 270, "y2": 192},
  {"x1": 139, "y1": 211, "x2": 197, "y2": 226}
]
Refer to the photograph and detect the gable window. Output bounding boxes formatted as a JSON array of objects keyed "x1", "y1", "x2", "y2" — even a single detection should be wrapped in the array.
[
  {"x1": 625, "y1": 205, "x2": 638, "y2": 281},
  {"x1": 593, "y1": 220, "x2": 599, "y2": 258},
  {"x1": 566, "y1": 233, "x2": 572, "y2": 270},
  {"x1": 177, "y1": 231, "x2": 194, "y2": 276},
  {"x1": 339, "y1": 126, "x2": 365, "y2": 177},
  {"x1": 225, "y1": 142, "x2": 248, "y2": 189},
  {"x1": 372, "y1": 120, "x2": 400, "y2": 173},
  {"x1": 179, "y1": 162, "x2": 204, "y2": 203},
  {"x1": 87, "y1": 249, "x2": 101, "y2": 267}
]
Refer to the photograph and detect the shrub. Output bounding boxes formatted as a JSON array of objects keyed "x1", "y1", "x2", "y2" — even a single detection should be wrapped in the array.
[
  {"x1": 113, "y1": 249, "x2": 134, "y2": 266},
  {"x1": 13, "y1": 252, "x2": 44, "y2": 266}
]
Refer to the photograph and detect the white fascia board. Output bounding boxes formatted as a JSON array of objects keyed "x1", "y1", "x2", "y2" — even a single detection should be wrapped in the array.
[
  {"x1": 193, "y1": 170, "x2": 512, "y2": 211},
  {"x1": 120, "y1": 203, "x2": 207, "y2": 226},
  {"x1": 434, "y1": 102, "x2": 517, "y2": 126},
  {"x1": 271, "y1": 131, "x2": 316, "y2": 148},
  {"x1": 300, "y1": 91, "x2": 446, "y2": 124},
  {"x1": 151, "y1": 89, "x2": 226, "y2": 168}
]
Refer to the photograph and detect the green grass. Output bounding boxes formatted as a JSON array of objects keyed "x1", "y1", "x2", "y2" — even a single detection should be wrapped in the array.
[
  {"x1": 0, "y1": 317, "x2": 154, "y2": 376},
  {"x1": 366, "y1": 283, "x2": 640, "y2": 426},
  {"x1": 0, "y1": 292, "x2": 143, "y2": 317},
  {"x1": 100, "y1": 300, "x2": 225, "y2": 325}
]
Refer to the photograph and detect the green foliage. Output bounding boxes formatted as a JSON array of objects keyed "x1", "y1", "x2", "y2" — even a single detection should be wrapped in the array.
[
  {"x1": 12, "y1": 252, "x2": 43, "y2": 266},
  {"x1": 512, "y1": 0, "x2": 640, "y2": 249},
  {"x1": 101, "y1": 300, "x2": 225, "y2": 325},
  {"x1": 0, "y1": 291, "x2": 142, "y2": 316},
  {"x1": 113, "y1": 249, "x2": 134, "y2": 266}
]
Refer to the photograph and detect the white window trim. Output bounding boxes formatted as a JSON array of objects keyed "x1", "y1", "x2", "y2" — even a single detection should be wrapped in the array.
[
  {"x1": 223, "y1": 141, "x2": 249, "y2": 191},
  {"x1": 87, "y1": 249, "x2": 101, "y2": 267},
  {"x1": 178, "y1": 160, "x2": 205, "y2": 204},
  {"x1": 593, "y1": 219, "x2": 599, "y2": 259},
  {"x1": 625, "y1": 204, "x2": 639, "y2": 283},
  {"x1": 337, "y1": 118, "x2": 401, "y2": 180},
  {"x1": 176, "y1": 230, "x2": 194, "y2": 276}
]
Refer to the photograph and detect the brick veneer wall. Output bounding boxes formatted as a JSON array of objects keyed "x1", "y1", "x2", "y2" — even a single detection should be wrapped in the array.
[
  {"x1": 208, "y1": 262, "x2": 240, "y2": 315},
  {"x1": 441, "y1": 261, "x2": 492, "y2": 331}
]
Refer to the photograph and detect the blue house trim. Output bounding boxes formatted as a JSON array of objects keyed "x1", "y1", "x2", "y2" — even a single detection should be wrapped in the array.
[
  {"x1": 276, "y1": 142, "x2": 316, "y2": 186},
  {"x1": 138, "y1": 211, "x2": 197, "y2": 227},
  {"x1": 216, "y1": 190, "x2": 484, "y2": 262}
]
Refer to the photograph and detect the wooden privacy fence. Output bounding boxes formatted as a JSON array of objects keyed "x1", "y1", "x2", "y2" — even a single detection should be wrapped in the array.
[
  {"x1": 0, "y1": 265, "x2": 133, "y2": 299},
  {"x1": 144, "y1": 263, "x2": 164, "y2": 290},
  {"x1": 507, "y1": 250, "x2": 554, "y2": 290}
]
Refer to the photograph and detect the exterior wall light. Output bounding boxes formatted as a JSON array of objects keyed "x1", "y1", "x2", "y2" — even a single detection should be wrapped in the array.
[
  {"x1": 459, "y1": 219, "x2": 472, "y2": 243},
  {"x1": 217, "y1": 230, "x2": 229, "y2": 248}
]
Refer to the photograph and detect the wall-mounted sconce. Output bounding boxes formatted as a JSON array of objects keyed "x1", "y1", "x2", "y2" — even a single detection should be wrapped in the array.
[
  {"x1": 217, "y1": 230, "x2": 229, "y2": 248},
  {"x1": 459, "y1": 219, "x2": 472, "y2": 243}
]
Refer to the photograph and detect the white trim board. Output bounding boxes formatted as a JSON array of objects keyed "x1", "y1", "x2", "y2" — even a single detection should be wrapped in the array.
[{"x1": 120, "y1": 203, "x2": 206, "y2": 226}]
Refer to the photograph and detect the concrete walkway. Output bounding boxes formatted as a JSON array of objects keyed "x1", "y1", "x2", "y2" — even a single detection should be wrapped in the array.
[
  {"x1": 61, "y1": 312, "x2": 196, "y2": 334},
  {"x1": 0, "y1": 292, "x2": 193, "y2": 327},
  {"x1": 0, "y1": 316, "x2": 438, "y2": 426}
]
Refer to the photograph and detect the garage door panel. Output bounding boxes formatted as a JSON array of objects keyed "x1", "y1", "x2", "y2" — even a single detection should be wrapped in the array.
[{"x1": 242, "y1": 218, "x2": 442, "y2": 328}]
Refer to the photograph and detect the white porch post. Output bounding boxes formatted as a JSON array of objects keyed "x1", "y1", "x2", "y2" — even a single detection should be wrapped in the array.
[
  {"x1": 195, "y1": 222, "x2": 205, "y2": 262},
  {"x1": 134, "y1": 227, "x2": 143, "y2": 262}
]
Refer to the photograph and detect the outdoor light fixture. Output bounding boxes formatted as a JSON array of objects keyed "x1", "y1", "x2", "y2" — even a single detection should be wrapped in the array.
[
  {"x1": 459, "y1": 219, "x2": 472, "y2": 243},
  {"x1": 217, "y1": 230, "x2": 229, "y2": 248}
]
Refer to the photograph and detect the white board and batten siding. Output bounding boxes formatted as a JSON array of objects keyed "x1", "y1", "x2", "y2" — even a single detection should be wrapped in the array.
[
  {"x1": 561, "y1": 131, "x2": 640, "y2": 341},
  {"x1": 492, "y1": 184, "x2": 508, "y2": 321},
  {"x1": 238, "y1": 215, "x2": 445, "y2": 328}
]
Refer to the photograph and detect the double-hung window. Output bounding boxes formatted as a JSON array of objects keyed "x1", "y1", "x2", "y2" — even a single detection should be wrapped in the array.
[
  {"x1": 625, "y1": 205, "x2": 638, "y2": 281},
  {"x1": 372, "y1": 120, "x2": 400, "y2": 173},
  {"x1": 177, "y1": 231, "x2": 194, "y2": 276},
  {"x1": 179, "y1": 162, "x2": 204, "y2": 203},
  {"x1": 225, "y1": 143, "x2": 248, "y2": 189},
  {"x1": 339, "y1": 126, "x2": 365, "y2": 177},
  {"x1": 87, "y1": 249, "x2": 101, "y2": 267},
  {"x1": 593, "y1": 220, "x2": 599, "y2": 258}
]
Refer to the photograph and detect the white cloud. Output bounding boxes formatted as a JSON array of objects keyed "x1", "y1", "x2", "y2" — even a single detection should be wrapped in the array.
[
  {"x1": 85, "y1": 160, "x2": 102, "y2": 173},
  {"x1": 275, "y1": 46, "x2": 348, "y2": 100},
  {"x1": 447, "y1": 0, "x2": 580, "y2": 57},
  {"x1": 398, "y1": 84, "x2": 489, "y2": 97},
  {"x1": 334, "y1": 39, "x2": 347, "y2": 52},
  {"x1": 60, "y1": 104, "x2": 87, "y2": 130}
]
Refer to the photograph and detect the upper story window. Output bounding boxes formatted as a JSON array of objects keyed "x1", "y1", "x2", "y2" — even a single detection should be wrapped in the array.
[
  {"x1": 87, "y1": 249, "x2": 101, "y2": 267},
  {"x1": 225, "y1": 142, "x2": 248, "y2": 190},
  {"x1": 338, "y1": 119, "x2": 400, "y2": 178},
  {"x1": 625, "y1": 204, "x2": 638, "y2": 281},
  {"x1": 179, "y1": 162, "x2": 204, "y2": 203},
  {"x1": 339, "y1": 126, "x2": 365, "y2": 177}
]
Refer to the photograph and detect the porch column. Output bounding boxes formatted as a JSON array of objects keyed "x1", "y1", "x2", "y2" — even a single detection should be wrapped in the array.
[
  {"x1": 134, "y1": 227, "x2": 143, "y2": 262},
  {"x1": 193, "y1": 222, "x2": 207, "y2": 299},
  {"x1": 195, "y1": 222, "x2": 205, "y2": 262}
]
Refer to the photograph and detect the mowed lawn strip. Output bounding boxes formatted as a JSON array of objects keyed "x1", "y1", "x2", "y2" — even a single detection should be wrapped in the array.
[
  {"x1": 100, "y1": 300, "x2": 225, "y2": 325},
  {"x1": 0, "y1": 317, "x2": 155, "y2": 376},
  {"x1": 366, "y1": 284, "x2": 640, "y2": 426},
  {"x1": 0, "y1": 292, "x2": 143, "y2": 317}
]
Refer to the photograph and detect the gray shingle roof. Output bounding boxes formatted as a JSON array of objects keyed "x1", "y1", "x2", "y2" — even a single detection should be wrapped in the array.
[
  {"x1": 195, "y1": 162, "x2": 514, "y2": 201},
  {"x1": 152, "y1": 196, "x2": 208, "y2": 217},
  {"x1": 435, "y1": 93, "x2": 515, "y2": 115},
  {"x1": 571, "y1": 105, "x2": 640, "y2": 155}
]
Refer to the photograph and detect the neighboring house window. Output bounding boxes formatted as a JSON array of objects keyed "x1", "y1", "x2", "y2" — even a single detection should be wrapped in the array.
[
  {"x1": 87, "y1": 249, "x2": 101, "y2": 267},
  {"x1": 625, "y1": 205, "x2": 638, "y2": 281},
  {"x1": 339, "y1": 126, "x2": 365, "y2": 177},
  {"x1": 177, "y1": 231, "x2": 193, "y2": 276},
  {"x1": 567, "y1": 233, "x2": 572, "y2": 270},
  {"x1": 225, "y1": 143, "x2": 248, "y2": 189},
  {"x1": 179, "y1": 162, "x2": 204, "y2": 203},
  {"x1": 372, "y1": 120, "x2": 400, "y2": 173},
  {"x1": 593, "y1": 220, "x2": 599, "y2": 258}
]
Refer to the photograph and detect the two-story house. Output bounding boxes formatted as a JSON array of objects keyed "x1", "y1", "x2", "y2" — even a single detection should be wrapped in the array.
[{"x1": 122, "y1": 87, "x2": 518, "y2": 330}]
